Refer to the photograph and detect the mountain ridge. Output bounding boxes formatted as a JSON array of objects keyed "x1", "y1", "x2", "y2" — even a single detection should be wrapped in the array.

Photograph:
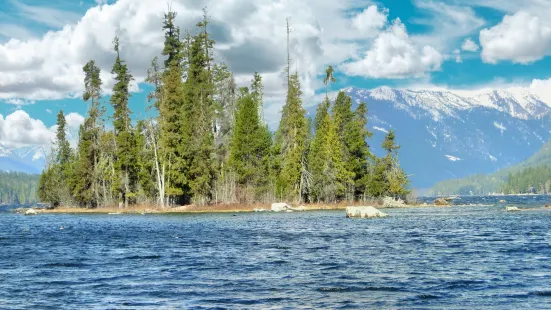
[{"x1": 344, "y1": 86, "x2": 551, "y2": 188}]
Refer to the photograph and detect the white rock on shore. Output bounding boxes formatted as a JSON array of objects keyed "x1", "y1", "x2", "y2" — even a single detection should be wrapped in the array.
[
  {"x1": 271, "y1": 203, "x2": 291, "y2": 212},
  {"x1": 382, "y1": 196, "x2": 406, "y2": 208},
  {"x1": 346, "y1": 206, "x2": 388, "y2": 218},
  {"x1": 24, "y1": 209, "x2": 37, "y2": 216}
]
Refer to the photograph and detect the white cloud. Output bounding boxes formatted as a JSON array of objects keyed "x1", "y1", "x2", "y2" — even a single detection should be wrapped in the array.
[
  {"x1": 453, "y1": 49, "x2": 462, "y2": 63},
  {"x1": 480, "y1": 11, "x2": 551, "y2": 64},
  {"x1": 352, "y1": 5, "x2": 387, "y2": 36},
  {"x1": 0, "y1": 110, "x2": 85, "y2": 149},
  {"x1": 11, "y1": 1, "x2": 81, "y2": 29},
  {"x1": 0, "y1": 110, "x2": 54, "y2": 148},
  {"x1": 412, "y1": 1, "x2": 485, "y2": 50},
  {"x1": 461, "y1": 38, "x2": 479, "y2": 52},
  {"x1": 65, "y1": 112, "x2": 85, "y2": 129},
  {"x1": 0, "y1": 24, "x2": 34, "y2": 41},
  {"x1": 3, "y1": 98, "x2": 35, "y2": 105},
  {"x1": 342, "y1": 19, "x2": 443, "y2": 79}
]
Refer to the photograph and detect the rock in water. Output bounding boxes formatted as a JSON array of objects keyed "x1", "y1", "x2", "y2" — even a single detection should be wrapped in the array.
[
  {"x1": 346, "y1": 206, "x2": 388, "y2": 218},
  {"x1": 506, "y1": 206, "x2": 521, "y2": 212},
  {"x1": 434, "y1": 198, "x2": 450, "y2": 206},
  {"x1": 24, "y1": 209, "x2": 37, "y2": 216},
  {"x1": 271, "y1": 203, "x2": 291, "y2": 212}
]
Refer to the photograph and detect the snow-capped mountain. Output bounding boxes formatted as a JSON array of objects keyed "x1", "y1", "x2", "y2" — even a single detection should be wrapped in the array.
[
  {"x1": 0, "y1": 144, "x2": 47, "y2": 174},
  {"x1": 345, "y1": 86, "x2": 551, "y2": 189}
]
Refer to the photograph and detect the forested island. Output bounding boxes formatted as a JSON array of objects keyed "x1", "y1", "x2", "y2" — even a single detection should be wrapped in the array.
[{"x1": 38, "y1": 9, "x2": 409, "y2": 209}]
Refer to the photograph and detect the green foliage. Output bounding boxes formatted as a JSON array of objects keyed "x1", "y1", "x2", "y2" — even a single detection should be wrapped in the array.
[
  {"x1": 429, "y1": 139, "x2": 551, "y2": 195},
  {"x1": 180, "y1": 17, "x2": 216, "y2": 205},
  {"x1": 309, "y1": 98, "x2": 349, "y2": 202},
  {"x1": 110, "y1": 36, "x2": 139, "y2": 207},
  {"x1": 274, "y1": 73, "x2": 309, "y2": 202},
  {"x1": 0, "y1": 172, "x2": 39, "y2": 204},
  {"x1": 503, "y1": 166, "x2": 551, "y2": 194},
  {"x1": 37, "y1": 10, "x2": 410, "y2": 208},
  {"x1": 229, "y1": 81, "x2": 271, "y2": 202},
  {"x1": 73, "y1": 60, "x2": 103, "y2": 208}
]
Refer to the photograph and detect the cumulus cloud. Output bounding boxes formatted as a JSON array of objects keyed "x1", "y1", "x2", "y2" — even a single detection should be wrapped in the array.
[
  {"x1": 352, "y1": 5, "x2": 387, "y2": 36},
  {"x1": 461, "y1": 38, "x2": 479, "y2": 52},
  {"x1": 0, "y1": 110, "x2": 85, "y2": 148},
  {"x1": 0, "y1": 0, "x2": 464, "y2": 125},
  {"x1": 342, "y1": 19, "x2": 443, "y2": 79},
  {"x1": 0, "y1": 111, "x2": 54, "y2": 148},
  {"x1": 480, "y1": 11, "x2": 551, "y2": 64}
]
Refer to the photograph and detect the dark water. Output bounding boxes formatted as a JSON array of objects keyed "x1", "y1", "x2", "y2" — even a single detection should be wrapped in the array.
[{"x1": 2, "y1": 196, "x2": 551, "y2": 309}]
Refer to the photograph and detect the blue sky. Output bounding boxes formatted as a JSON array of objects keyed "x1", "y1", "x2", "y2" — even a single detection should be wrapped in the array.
[{"x1": 1, "y1": 0, "x2": 551, "y2": 148}]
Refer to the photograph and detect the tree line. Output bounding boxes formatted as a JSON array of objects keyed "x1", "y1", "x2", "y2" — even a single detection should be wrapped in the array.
[
  {"x1": 503, "y1": 166, "x2": 551, "y2": 195},
  {"x1": 38, "y1": 9, "x2": 409, "y2": 208},
  {"x1": 0, "y1": 172, "x2": 39, "y2": 205}
]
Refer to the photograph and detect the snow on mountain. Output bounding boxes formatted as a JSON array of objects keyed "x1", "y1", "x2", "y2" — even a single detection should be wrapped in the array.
[
  {"x1": 0, "y1": 144, "x2": 46, "y2": 174},
  {"x1": 344, "y1": 86, "x2": 551, "y2": 188}
]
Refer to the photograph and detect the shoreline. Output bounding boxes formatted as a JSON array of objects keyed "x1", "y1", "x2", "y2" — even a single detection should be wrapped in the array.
[{"x1": 14, "y1": 202, "x2": 493, "y2": 215}]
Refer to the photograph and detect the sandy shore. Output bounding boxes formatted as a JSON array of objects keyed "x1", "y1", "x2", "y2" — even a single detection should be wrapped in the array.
[
  {"x1": 13, "y1": 201, "x2": 490, "y2": 215},
  {"x1": 21, "y1": 203, "x2": 352, "y2": 215}
]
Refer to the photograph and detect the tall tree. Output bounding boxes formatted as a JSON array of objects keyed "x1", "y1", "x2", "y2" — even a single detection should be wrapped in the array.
[
  {"x1": 309, "y1": 99, "x2": 348, "y2": 202},
  {"x1": 229, "y1": 79, "x2": 271, "y2": 202},
  {"x1": 159, "y1": 9, "x2": 186, "y2": 203},
  {"x1": 379, "y1": 130, "x2": 409, "y2": 198},
  {"x1": 145, "y1": 57, "x2": 167, "y2": 207},
  {"x1": 110, "y1": 36, "x2": 138, "y2": 208},
  {"x1": 274, "y1": 73, "x2": 309, "y2": 202},
  {"x1": 74, "y1": 60, "x2": 103, "y2": 208},
  {"x1": 180, "y1": 13, "x2": 216, "y2": 205},
  {"x1": 56, "y1": 110, "x2": 72, "y2": 166},
  {"x1": 345, "y1": 102, "x2": 373, "y2": 200}
]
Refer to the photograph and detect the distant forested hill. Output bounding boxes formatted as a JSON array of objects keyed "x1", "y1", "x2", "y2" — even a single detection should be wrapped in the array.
[
  {"x1": 428, "y1": 139, "x2": 551, "y2": 195},
  {"x1": 0, "y1": 172, "x2": 39, "y2": 204}
]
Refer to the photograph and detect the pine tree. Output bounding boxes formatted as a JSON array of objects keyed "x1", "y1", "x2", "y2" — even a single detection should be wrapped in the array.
[
  {"x1": 274, "y1": 73, "x2": 309, "y2": 202},
  {"x1": 229, "y1": 77, "x2": 271, "y2": 202},
  {"x1": 74, "y1": 60, "x2": 103, "y2": 208},
  {"x1": 180, "y1": 14, "x2": 216, "y2": 205},
  {"x1": 159, "y1": 9, "x2": 186, "y2": 203},
  {"x1": 309, "y1": 98, "x2": 348, "y2": 202},
  {"x1": 379, "y1": 130, "x2": 409, "y2": 198},
  {"x1": 344, "y1": 102, "x2": 373, "y2": 200},
  {"x1": 110, "y1": 36, "x2": 138, "y2": 208},
  {"x1": 56, "y1": 110, "x2": 72, "y2": 166}
]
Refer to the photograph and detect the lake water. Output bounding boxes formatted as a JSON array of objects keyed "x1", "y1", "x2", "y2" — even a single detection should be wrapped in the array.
[{"x1": 2, "y1": 196, "x2": 551, "y2": 309}]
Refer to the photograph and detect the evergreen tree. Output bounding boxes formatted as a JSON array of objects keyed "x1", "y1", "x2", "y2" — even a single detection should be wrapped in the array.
[
  {"x1": 74, "y1": 60, "x2": 103, "y2": 208},
  {"x1": 181, "y1": 15, "x2": 216, "y2": 205},
  {"x1": 229, "y1": 77, "x2": 271, "y2": 202},
  {"x1": 110, "y1": 36, "x2": 138, "y2": 208},
  {"x1": 159, "y1": 9, "x2": 186, "y2": 203},
  {"x1": 309, "y1": 99, "x2": 347, "y2": 202},
  {"x1": 344, "y1": 102, "x2": 373, "y2": 200},
  {"x1": 274, "y1": 73, "x2": 309, "y2": 202},
  {"x1": 379, "y1": 130, "x2": 409, "y2": 198},
  {"x1": 56, "y1": 110, "x2": 72, "y2": 166}
]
